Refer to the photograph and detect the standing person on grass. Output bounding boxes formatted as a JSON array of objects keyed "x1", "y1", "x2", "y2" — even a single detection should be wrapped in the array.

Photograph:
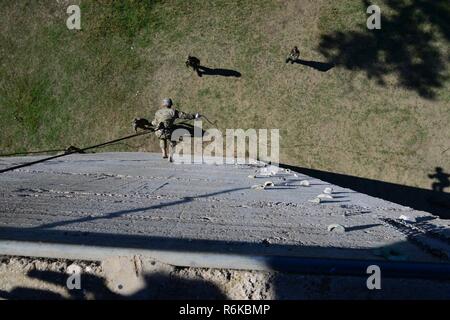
[{"x1": 285, "y1": 46, "x2": 300, "y2": 64}]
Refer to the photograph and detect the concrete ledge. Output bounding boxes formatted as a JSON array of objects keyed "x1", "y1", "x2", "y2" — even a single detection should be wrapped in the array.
[{"x1": 2, "y1": 240, "x2": 450, "y2": 280}]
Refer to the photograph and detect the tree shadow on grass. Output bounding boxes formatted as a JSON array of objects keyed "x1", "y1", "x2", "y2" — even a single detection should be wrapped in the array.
[{"x1": 318, "y1": 0, "x2": 450, "y2": 99}]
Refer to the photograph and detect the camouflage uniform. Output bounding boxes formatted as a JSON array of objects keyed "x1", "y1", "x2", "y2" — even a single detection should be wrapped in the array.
[
  {"x1": 286, "y1": 47, "x2": 300, "y2": 64},
  {"x1": 151, "y1": 106, "x2": 196, "y2": 156}
]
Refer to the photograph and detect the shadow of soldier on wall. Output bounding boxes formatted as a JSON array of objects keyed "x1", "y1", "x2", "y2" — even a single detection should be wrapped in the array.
[
  {"x1": 0, "y1": 269, "x2": 227, "y2": 300},
  {"x1": 429, "y1": 167, "x2": 450, "y2": 193}
]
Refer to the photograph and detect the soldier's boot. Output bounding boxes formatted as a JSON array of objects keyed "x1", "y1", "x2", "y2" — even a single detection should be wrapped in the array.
[
  {"x1": 168, "y1": 141, "x2": 177, "y2": 163},
  {"x1": 162, "y1": 149, "x2": 168, "y2": 159},
  {"x1": 160, "y1": 139, "x2": 168, "y2": 159}
]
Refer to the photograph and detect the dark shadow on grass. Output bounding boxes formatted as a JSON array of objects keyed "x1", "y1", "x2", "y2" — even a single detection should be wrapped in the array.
[
  {"x1": 197, "y1": 66, "x2": 241, "y2": 78},
  {"x1": 293, "y1": 59, "x2": 335, "y2": 72},
  {"x1": 429, "y1": 167, "x2": 450, "y2": 193},
  {"x1": 318, "y1": 0, "x2": 450, "y2": 98}
]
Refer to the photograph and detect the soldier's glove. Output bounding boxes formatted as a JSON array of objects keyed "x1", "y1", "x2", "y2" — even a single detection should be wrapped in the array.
[{"x1": 194, "y1": 113, "x2": 201, "y2": 119}]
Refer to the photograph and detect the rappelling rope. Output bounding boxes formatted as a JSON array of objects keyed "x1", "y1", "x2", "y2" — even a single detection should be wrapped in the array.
[
  {"x1": 0, "y1": 129, "x2": 155, "y2": 174},
  {"x1": 0, "y1": 118, "x2": 202, "y2": 165},
  {"x1": 176, "y1": 106, "x2": 217, "y2": 126},
  {"x1": 0, "y1": 148, "x2": 68, "y2": 157},
  {"x1": 200, "y1": 114, "x2": 218, "y2": 126}
]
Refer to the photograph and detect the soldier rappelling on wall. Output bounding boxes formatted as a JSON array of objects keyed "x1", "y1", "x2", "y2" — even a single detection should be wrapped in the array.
[
  {"x1": 151, "y1": 98, "x2": 200, "y2": 163},
  {"x1": 132, "y1": 98, "x2": 204, "y2": 163}
]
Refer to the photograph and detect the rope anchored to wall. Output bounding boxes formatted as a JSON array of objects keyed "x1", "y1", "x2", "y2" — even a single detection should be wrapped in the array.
[{"x1": 0, "y1": 129, "x2": 155, "y2": 174}]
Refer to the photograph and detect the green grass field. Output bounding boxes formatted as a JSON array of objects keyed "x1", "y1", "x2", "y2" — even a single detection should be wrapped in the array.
[{"x1": 1, "y1": 0, "x2": 449, "y2": 190}]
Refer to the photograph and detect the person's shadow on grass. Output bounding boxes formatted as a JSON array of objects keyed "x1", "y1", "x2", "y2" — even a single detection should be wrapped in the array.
[
  {"x1": 197, "y1": 65, "x2": 241, "y2": 78},
  {"x1": 292, "y1": 59, "x2": 335, "y2": 72},
  {"x1": 428, "y1": 167, "x2": 450, "y2": 193}
]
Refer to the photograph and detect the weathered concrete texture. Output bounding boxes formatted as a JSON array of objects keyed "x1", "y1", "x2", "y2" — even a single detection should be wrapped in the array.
[
  {"x1": 1, "y1": 152, "x2": 450, "y2": 264},
  {"x1": 2, "y1": 255, "x2": 450, "y2": 300}
]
